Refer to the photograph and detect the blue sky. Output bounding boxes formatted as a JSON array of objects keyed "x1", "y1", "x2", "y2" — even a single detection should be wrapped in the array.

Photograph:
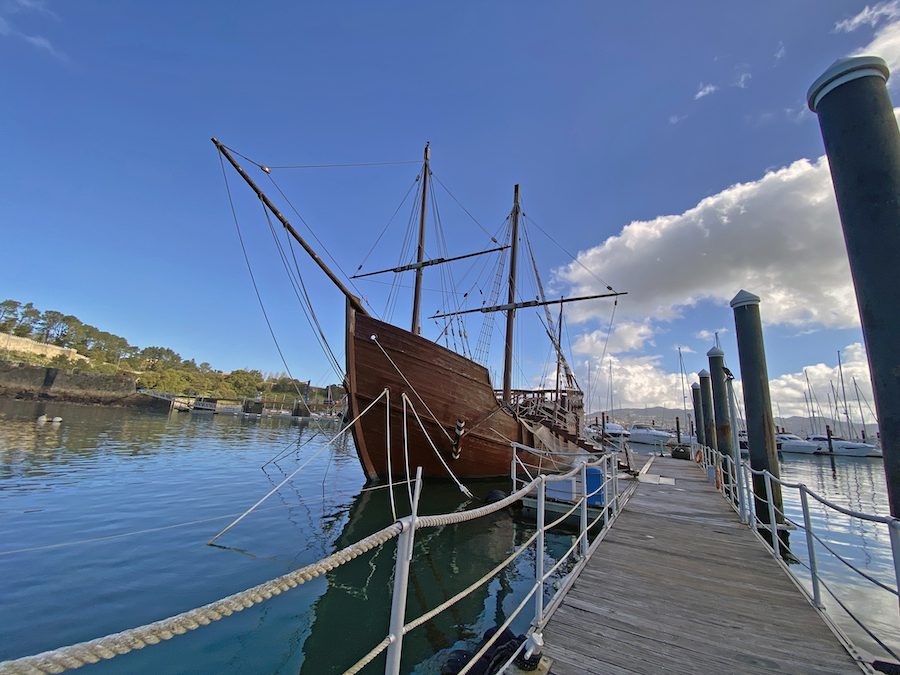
[{"x1": 1, "y1": 1, "x2": 896, "y2": 418}]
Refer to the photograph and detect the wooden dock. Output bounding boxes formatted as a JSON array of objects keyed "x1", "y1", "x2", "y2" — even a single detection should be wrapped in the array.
[{"x1": 541, "y1": 455, "x2": 862, "y2": 674}]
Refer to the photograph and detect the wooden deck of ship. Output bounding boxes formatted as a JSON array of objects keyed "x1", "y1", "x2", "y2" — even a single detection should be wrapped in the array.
[{"x1": 540, "y1": 455, "x2": 862, "y2": 674}]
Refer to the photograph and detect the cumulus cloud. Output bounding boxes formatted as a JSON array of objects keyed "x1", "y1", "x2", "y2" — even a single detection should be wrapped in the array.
[
  {"x1": 557, "y1": 156, "x2": 858, "y2": 329},
  {"x1": 578, "y1": 342, "x2": 874, "y2": 422},
  {"x1": 573, "y1": 320, "x2": 654, "y2": 357},
  {"x1": 694, "y1": 83, "x2": 718, "y2": 100}
]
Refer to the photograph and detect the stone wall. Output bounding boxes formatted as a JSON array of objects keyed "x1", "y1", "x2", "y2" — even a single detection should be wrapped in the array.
[
  {"x1": 0, "y1": 361, "x2": 140, "y2": 405},
  {"x1": 0, "y1": 334, "x2": 87, "y2": 362}
]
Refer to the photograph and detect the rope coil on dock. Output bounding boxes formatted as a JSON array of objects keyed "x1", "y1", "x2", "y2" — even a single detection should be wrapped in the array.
[{"x1": 0, "y1": 523, "x2": 402, "y2": 675}]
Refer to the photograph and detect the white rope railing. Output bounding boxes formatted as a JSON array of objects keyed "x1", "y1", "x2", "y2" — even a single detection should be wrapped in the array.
[
  {"x1": 694, "y1": 444, "x2": 900, "y2": 662},
  {"x1": 1, "y1": 440, "x2": 625, "y2": 675},
  {"x1": 0, "y1": 523, "x2": 403, "y2": 675}
]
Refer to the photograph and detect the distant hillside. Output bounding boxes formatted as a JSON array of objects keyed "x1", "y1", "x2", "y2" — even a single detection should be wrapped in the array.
[{"x1": 587, "y1": 406, "x2": 879, "y2": 439}]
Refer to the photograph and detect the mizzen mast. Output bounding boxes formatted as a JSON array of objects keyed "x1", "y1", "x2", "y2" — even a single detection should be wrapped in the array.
[
  {"x1": 411, "y1": 143, "x2": 430, "y2": 335},
  {"x1": 502, "y1": 184, "x2": 521, "y2": 404}
]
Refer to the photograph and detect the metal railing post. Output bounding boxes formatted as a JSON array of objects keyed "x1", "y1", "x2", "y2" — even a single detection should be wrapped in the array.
[
  {"x1": 385, "y1": 467, "x2": 423, "y2": 675},
  {"x1": 764, "y1": 471, "x2": 780, "y2": 559},
  {"x1": 743, "y1": 461, "x2": 755, "y2": 530},
  {"x1": 580, "y1": 462, "x2": 589, "y2": 557},
  {"x1": 534, "y1": 477, "x2": 546, "y2": 628},
  {"x1": 800, "y1": 486, "x2": 823, "y2": 609},
  {"x1": 611, "y1": 453, "x2": 619, "y2": 516},
  {"x1": 890, "y1": 520, "x2": 900, "y2": 617}
]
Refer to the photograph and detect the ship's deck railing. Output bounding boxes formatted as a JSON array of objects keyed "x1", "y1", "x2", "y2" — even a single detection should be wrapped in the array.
[
  {"x1": 696, "y1": 444, "x2": 900, "y2": 662},
  {"x1": 0, "y1": 435, "x2": 630, "y2": 675}
]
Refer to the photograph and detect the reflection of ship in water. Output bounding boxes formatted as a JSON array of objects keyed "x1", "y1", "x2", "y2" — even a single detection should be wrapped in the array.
[{"x1": 297, "y1": 479, "x2": 565, "y2": 674}]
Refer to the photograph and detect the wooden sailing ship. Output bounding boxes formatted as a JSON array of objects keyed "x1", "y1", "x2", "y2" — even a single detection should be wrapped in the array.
[{"x1": 214, "y1": 139, "x2": 624, "y2": 479}]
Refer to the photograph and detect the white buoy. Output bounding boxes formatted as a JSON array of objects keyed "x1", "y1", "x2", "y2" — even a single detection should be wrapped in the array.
[
  {"x1": 51, "y1": 417, "x2": 62, "y2": 423},
  {"x1": 36, "y1": 414, "x2": 48, "y2": 423}
]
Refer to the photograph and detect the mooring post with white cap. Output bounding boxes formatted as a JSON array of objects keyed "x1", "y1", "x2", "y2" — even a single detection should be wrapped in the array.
[
  {"x1": 731, "y1": 289, "x2": 785, "y2": 548},
  {"x1": 691, "y1": 382, "x2": 705, "y2": 448},
  {"x1": 707, "y1": 348, "x2": 734, "y2": 494},
  {"x1": 808, "y1": 56, "x2": 900, "y2": 517},
  {"x1": 699, "y1": 370, "x2": 716, "y2": 453}
]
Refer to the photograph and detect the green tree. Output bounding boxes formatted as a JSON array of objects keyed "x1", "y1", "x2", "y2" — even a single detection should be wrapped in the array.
[
  {"x1": 0, "y1": 300, "x2": 20, "y2": 332},
  {"x1": 224, "y1": 369, "x2": 265, "y2": 398},
  {"x1": 12, "y1": 303, "x2": 40, "y2": 337}
]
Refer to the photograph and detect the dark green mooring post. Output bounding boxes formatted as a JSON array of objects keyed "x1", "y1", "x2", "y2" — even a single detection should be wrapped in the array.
[
  {"x1": 808, "y1": 56, "x2": 900, "y2": 517},
  {"x1": 691, "y1": 382, "x2": 705, "y2": 447},
  {"x1": 730, "y1": 290, "x2": 784, "y2": 547},
  {"x1": 707, "y1": 348, "x2": 732, "y2": 463},
  {"x1": 698, "y1": 370, "x2": 717, "y2": 451}
]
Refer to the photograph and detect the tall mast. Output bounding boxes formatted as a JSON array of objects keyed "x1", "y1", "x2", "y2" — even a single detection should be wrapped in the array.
[
  {"x1": 837, "y1": 350, "x2": 854, "y2": 438},
  {"x1": 212, "y1": 138, "x2": 367, "y2": 315},
  {"x1": 411, "y1": 143, "x2": 430, "y2": 335},
  {"x1": 554, "y1": 300, "x2": 564, "y2": 412},
  {"x1": 502, "y1": 184, "x2": 520, "y2": 404}
]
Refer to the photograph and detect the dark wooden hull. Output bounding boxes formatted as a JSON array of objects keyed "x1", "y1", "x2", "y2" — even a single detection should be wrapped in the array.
[{"x1": 345, "y1": 301, "x2": 539, "y2": 479}]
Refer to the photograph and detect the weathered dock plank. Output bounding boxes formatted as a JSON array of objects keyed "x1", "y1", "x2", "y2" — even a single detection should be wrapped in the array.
[{"x1": 541, "y1": 455, "x2": 861, "y2": 674}]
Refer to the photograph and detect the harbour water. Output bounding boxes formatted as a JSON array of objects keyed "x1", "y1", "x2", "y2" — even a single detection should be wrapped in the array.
[
  {"x1": 2, "y1": 401, "x2": 895, "y2": 672},
  {"x1": 0, "y1": 399, "x2": 575, "y2": 673}
]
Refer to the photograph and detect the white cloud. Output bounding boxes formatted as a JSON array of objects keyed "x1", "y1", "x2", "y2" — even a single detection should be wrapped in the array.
[
  {"x1": 775, "y1": 41, "x2": 786, "y2": 61},
  {"x1": 853, "y1": 15, "x2": 900, "y2": 74},
  {"x1": 769, "y1": 343, "x2": 873, "y2": 422},
  {"x1": 694, "y1": 83, "x2": 718, "y2": 100},
  {"x1": 557, "y1": 156, "x2": 858, "y2": 330},
  {"x1": 578, "y1": 342, "x2": 874, "y2": 425},
  {"x1": 735, "y1": 72, "x2": 751, "y2": 89},
  {"x1": 669, "y1": 114, "x2": 687, "y2": 125},
  {"x1": 695, "y1": 328, "x2": 728, "y2": 341},
  {"x1": 0, "y1": 0, "x2": 65, "y2": 60},
  {"x1": 573, "y1": 320, "x2": 654, "y2": 357},
  {"x1": 836, "y1": 1, "x2": 900, "y2": 32}
]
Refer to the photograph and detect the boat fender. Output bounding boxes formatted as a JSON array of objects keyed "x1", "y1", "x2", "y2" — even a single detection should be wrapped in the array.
[{"x1": 452, "y1": 419, "x2": 465, "y2": 459}]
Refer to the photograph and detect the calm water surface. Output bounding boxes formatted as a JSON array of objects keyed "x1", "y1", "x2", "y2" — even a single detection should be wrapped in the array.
[{"x1": 0, "y1": 400, "x2": 575, "y2": 674}]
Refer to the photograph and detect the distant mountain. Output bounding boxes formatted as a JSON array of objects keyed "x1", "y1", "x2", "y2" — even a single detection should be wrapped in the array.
[{"x1": 586, "y1": 406, "x2": 879, "y2": 440}]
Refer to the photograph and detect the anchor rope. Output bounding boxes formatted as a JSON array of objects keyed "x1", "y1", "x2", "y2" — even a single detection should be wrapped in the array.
[{"x1": 401, "y1": 393, "x2": 473, "y2": 499}]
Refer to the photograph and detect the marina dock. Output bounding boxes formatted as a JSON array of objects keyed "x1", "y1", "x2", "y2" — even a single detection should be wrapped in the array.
[{"x1": 541, "y1": 455, "x2": 861, "y2": 674}]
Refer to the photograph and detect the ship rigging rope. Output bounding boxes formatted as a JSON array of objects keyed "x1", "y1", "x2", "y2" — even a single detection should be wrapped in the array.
[
  {"x1": 218, "y1": 154, "x2": 335, "y2": 439},
  {"x1": 207, "y1": 389, "x2": 390, "y2": 546},
  {"x1": 402, "y1": 393, "x2": 473, "y2": 499},
  {"x1": 258, "y1": 200, "x2": 344, "y2": 381},
  {"x1": 263, "y1": 173, "x2": 377, "y2": 316},
  {"x1": 220, "y1": 142, "x2": 420, "y2": 171}
]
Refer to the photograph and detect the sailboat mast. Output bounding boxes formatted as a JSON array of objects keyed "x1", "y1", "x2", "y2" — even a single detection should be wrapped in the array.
[
  {"x1": 411, "y1": 143, "x2": 431, "y2": 335},
  {"x1": 837, "y1": 350, "x2": 854, "y2": 438},
  {"x1": 502, "y1": 184, "x2": 521, "y2": 404},
  {"x1": 853, "y1": 376, "x2": 868, "y2": 440}
]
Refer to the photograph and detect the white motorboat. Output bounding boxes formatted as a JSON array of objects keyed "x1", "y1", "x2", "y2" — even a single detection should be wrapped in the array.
[
  {"x1": 806, "y1": 434, "x2": 882, "y2": 458},
  {"x1": 628, "y1": 423, "x2": 674, "y2": 447},
  {"x1": 776, "y1": 433, "x2": 822, "y2": 455}
]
